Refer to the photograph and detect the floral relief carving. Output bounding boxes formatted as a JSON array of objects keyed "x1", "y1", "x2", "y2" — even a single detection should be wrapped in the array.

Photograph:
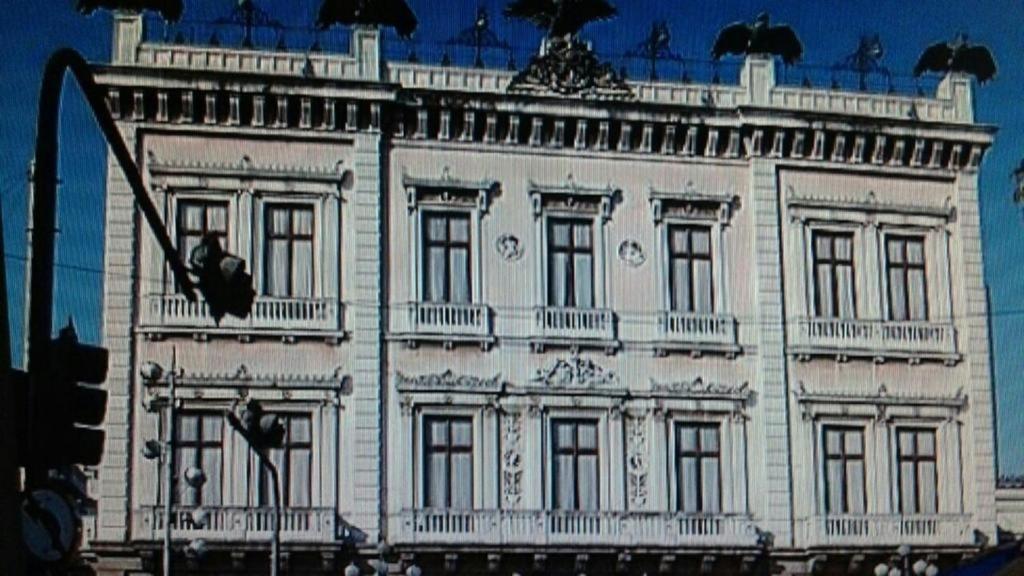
[
  {"x1": 502, "y1": 411, "x2": 524, "y2": 507},
  {"x1": 395, "y1": 370, "x2": 503, "y2": 392},
  {"x1": 626, "y1": 416, "x2": 649, "y2": 508},
  {"x1": 531, "y1": 352, "x2": 618, "y2": 388}
]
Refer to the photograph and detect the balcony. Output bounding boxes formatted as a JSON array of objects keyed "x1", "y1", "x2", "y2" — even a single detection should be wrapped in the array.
[
  {"x1": 788, "y1": 317, "x2": 958, "y2": 363},
  {"x1": 142, "y1": 293, "x2": 344, "y2": 338},
  {"x1": 800, "y1": 514, "x2": 973, "y2": 548},
  {"x1": 133, "y1": 506, "x2": 337, "y2": 543},
  {"x1": 394, "y1": 509, "x2": 758, "y2": 548},
  {"x1": 654, "y1": 311, "x2": 740, "y2": 356},
  {"x1": 390, "y1": 302, "x2": 493, "y2": 348},
  {"x1": 533, "y1": 307, "x2": 618, "y2": 351}
]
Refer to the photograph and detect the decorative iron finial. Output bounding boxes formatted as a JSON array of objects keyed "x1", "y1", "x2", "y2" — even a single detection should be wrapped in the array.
[
  {"x1": 834, "y1": 34, "x2": 889, "y2": 90},
  {"x1": 446, "y1": 7, "x2": 511, "y2": 68},
  {"x1": 914, "y1": 33, "x2": 997, "y2": 83},
  {"x1": 75, "y1": 0, "x2": 183, "y2": 22},
  {"x1": 316, "y1": 0, "x2": 418, "y2": 38},
  {"x1": 504, "y1": 0, "x2": 617, "y2": 40},
  {"x1": 712, "y1": 12, "x2": 803, "y2": 65},
  {"x1": 212, "y1": 0, "x2": 284, "y2": 48},
  {"x1": 626, "y1": 21, "x2": 679, "y2": 81}
]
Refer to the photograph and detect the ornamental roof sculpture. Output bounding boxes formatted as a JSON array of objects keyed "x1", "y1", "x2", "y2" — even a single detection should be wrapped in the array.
[
  {"x1": 76, "y1": 0, "x2": 183, "y2": 21},
  {"x1": 712, "y1": 12, "x2": 803, "y2": 65},
  {"x1": 316, "y1": 0, "x2": 418, "y2": 38},
  {"x1": 505, "y1": 0, "x2": 631, "y2": 99},
  {"x1": 531, "y1": 352, "x2": 618, "y2": 388},
  {"x1": 914, "y1": 34, "x2": 997, "y2": 84}
]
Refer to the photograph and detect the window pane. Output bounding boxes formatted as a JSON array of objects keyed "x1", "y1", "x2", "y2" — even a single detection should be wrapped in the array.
[
  {"x1": 825, "y1": 430, "x2": 842, "y2": 456},
  {"x1": 899, "y1": 432, "x2": 915, "y2": 457},
  {"x1": 179, "y1": 415, "x2": 199, "y2": 442},
  {"x1": 291, "y1": 418, "x2": 312, "y2": 443},
  {"x1": 827, "y1": 460, "x2": 845, "y2": 514},
  {"x1": 293, "y1": 209, "x2": 313, "y2": 236},
  {"x1": 427, "y1": 453, "x2": 448, "y2": 507},
  {"x1": 428, "y1": 419, "x2": 449, "y2": 447},
  {"x1": 267, "y1": 239, "x2": 290, "y2": 297},
  {"x1": 848, "y1": 460, "x2": 865, "y2": 513},
  {"x1": 691, "y1": 229, "x2": 710, "y2": 256},
  {"x1": 549, "y1": 253, "x2": 569, "y2": 306},
  {"x1": 681, "y1": 457, "x2": 698, "y2": 513},
  {"x1": 837, "y1": 265, "x2": 856, "y2": 318},
  {"x1": 577, "y1": 422, "x2": 597, "y2": 450},
  {"x1": 551, "y1": 221, "x2": 570, "y2": 248},
  {"x1": 889, "y1": 269, "x2": 907, "y2": 321},
  {"x1": 679, "y1": 426, "x2": 698, "y2": 453},
  {"x1": 671, "y1": 228, "x2": 689, "y2": 254},
  {"x1": 208, "y1": 205, "x2": 228, "y2": 233},
  {"x1": 815, "y1": 235, "x2": 832, "y2": 259},
  {"x1": 700, "y1": 427, "x2": 719, "y2": 453},
  {"x1": 816, "y1": 264, "x2": 835, "y2": 317},
  {"x1": 578, "y1": 454, "x2": 599, "y2": 510},
  {"x1": 554, "y1": 454, "x2": 575, "y2": 510},
  {"x1": 907, "y1": 239, "x2": 925, "y2": 265},
  {"x1": 183, "y1": 204, "x2": 205, "y2": 231},
  {"x1": 450, "y1": 216, "x2": 469, "y2": 243},
  {"x1": 293, "y1": 240, "x2": 314, "y2": 298},
  {"x1": 427, "y1": 215, "x2": 447, "y2": 242},
  {"x1": 451, "y1": 452, "x2": 473, "y2": 509},
  {"x1": 289, "y1": 449, "x2": 311, "y2": 507},
  {"x1": 573, "y1": 222, "x2": 592, "y2": 249},
  {"x1": 844, "y1": 430, "x2": 863, "y2": 456},
  {"x1": 554, "y1": 422, "x2": 575, "y2": 451},
  {"x1": 919, "y1": 461, "x2": 937, "y2": 513},
  {"x1": 427, "y1": 246, "x2": 447, "y2": 302},
  {"x1": 573, "y1": 253, "x2": 593, "y2": 308},
  {"x1": 671, "y1": 260, "x2": 691, "y2": 312},
  {"x1": 450, "y1": 246, "x2": 470, "y2": 304},
  {"x1": 451, "y1": 420, "x2": 472, "y2": 448},
  {"x1": 900, "y1": 462, "x2": 917, "y2": 513},
  {"x1": 909, "y1": 269, "x2": 927, "y2": 320},
  {"x1": 702, "y1": 456, "x2": 720, "y2": 513},
  {"x1": 888, "y1": 239, "x2": 904, "y2": 263},
  {"x1": 693, "y1": 259, "x2": 713, "y2": 313},
  {"x1": 835, "y1": 236, "x2": 852, "y2": 260},
  {"x1": 269, "y1": 208, "x2": 290, "y2": 235},
  {"x1": 917, "y1": 432, "x2": 935, "y2": 456}
]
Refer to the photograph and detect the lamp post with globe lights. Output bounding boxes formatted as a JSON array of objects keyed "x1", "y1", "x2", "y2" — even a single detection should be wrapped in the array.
[{"x1": 873, "y1": 545, "x2": 939, "y2": 576}]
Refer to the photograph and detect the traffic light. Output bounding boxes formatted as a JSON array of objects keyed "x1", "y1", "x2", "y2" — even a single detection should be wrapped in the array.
[
  {"x1": 33, "y1": 320, "x2": 109, "y2": 467},
  {"x1": 188, "y1": 233, "x2": 255, "y2": 324},
  {"x1": 226, "y1": 400, "x2": 284, "y2": 451}
]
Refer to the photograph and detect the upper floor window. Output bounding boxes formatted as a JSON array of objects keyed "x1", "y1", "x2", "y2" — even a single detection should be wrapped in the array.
[
  {"x1": 253, "y1": 413, "x2": 313, "y2": 508},
  {"x1": 424, "y1": 416, "x2": 473, "y2": 509},
  {"x1": 174, "y1": 412, "x2": 223, "y2": 506},
  {"x1": 423, "y1": 212, "x2": 471, "y2": 304},
  {"x1": 667, "y1": 225, "x2": 713, "y2": 314},
  {"x1": 897, "y1": 429, "x2": 938, "y2": 514},
  {"x1": 177, "y1": 200, "x2": 228, "y2": 290},
  {"x1": 886, "y1": 236, "x2": 928, "y2": 321},
  {"x1": 551, "y1": 419, "x2": 599, "y2": 511},
  {"x1": 823, "y1": 426, "x2": 866, "y2": 515},
  {"x1": 548, "y1": 218, "x2": 594, "y2": 308},
  {"x1": 264, "y1": 205, "x2": 314, "y2": 298},
  {"x1": 812, "y1": 231, "x2": 856, "y2": 318},
  {"x1": 675, "y1": 423, "x2": 721, "y2": 513}
]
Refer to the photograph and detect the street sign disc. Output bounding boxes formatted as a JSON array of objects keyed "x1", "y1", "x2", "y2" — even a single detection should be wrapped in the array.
[{"x1": 21, "y1": 488, "x2": 80, "y2": 565}]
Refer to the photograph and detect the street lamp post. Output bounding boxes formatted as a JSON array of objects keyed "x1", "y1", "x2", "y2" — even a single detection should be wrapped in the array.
[{"x1": 873, "y1": 545, "x2": 939, "y2": 576}]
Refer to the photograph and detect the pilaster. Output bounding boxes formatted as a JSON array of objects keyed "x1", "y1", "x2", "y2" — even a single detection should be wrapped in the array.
[{"x1": 111, "y1": 12, "x2": 143, "y2": 66}]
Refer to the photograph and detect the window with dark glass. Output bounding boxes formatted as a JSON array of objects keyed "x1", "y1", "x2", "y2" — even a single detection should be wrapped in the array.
[
  {"x1": 552, "y1": 419, "x2": 599, "y2": 511},
  {"x1": 675, "y1": 423, "x2": 721, "y2": 513},
  {"x1": 173, "y1": 412, "x2": 223, "y2": 506},
  {"x1": 422, "y1": 212, "x2": 471, "y2": 304},
  {"x1": 812, "y1": 231, "x2": 856, "y2": 318},
  {"x1": 253, "y1": 414, "x2": 313, "y2": 508},
  {"x1": 667, "y1": 225, "x2": 713, "y2": 314},
  {"x1": 547, "y1": 218, "x2": 594, "y2": 308},
  {"x1": 424, "y1": 416, "x2": 473, "y2": 509},
  {"x1": 886, "y1": 236, "x2": 928, "y2": 321},
  {"x1": 177, "y1": 200, "x2": 228, "y2": 290},
  {"x1": 823, "y1": 427, "x2": 866, "y2": 514},
  {"x1": 897, "y1": 429, "x2": 938, "y2": 514},
  {"x1": 264, "y1": 205, "x2": 314, "y2": 298}
]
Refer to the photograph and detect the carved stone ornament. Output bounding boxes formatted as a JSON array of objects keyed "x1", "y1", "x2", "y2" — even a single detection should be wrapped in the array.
[
  {"x1": 395, "y1": 370, "x2": 503, "y2": 392},
  {"x1": 508, "y1": 36, "x2": 633, "y2": 99},
  {"x1": 495, "y1": 233, "x2": 524, "y2": 262},
  {"x1": 650, "y1": 377, "x2": 751, "y2": 399},
  {"x1": 502, "y1": 412, "x2": 524, "y2": 507},
  {"x1": 531, "y1": 351, "x2": 618, "y2": 388},
  {"x1": 626, "y1": 416, "x2": 649, "y2": 507},
  {"x1": 617, "y1": 240, "x2": 645, "y2": 267}
]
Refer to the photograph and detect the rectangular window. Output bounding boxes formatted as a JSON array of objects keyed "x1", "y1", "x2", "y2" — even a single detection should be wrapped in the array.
[
  {"x1": 424, "y1": 416, "x2": 473, "y2": 509},
  {"x1": 551, "y1": 419, "x2": 599, "y2": 511},
  {"x1": 254, "y1": 414, "x2": 313, "y2": 508},
  {"x1": 823, "y1": 427, "x2": 866, "y2": 515},
  {"x1": 422, "y1": 212, "x2": 472, "y2": 303},
  {"x1": 887, "y1": 236, "x2": 928, "y2": 321},
  {"x1": 177, "y1": 200, "x2": 228, "y2": 291},
  {"x1": 173, "y1": 412, "x2": 223, "y2": 506},
  {"x1": 897, "y1": 429, "x2": 938, "y2": 514},
  {"x1": 264, "y1": 205, "x2": 315, "y2": 298},
  {"x1": 667, "y1": 226, "x2": 713, "y2": 314},
  {"x1": 675, "y1": 423, "x2": 721, "y2": 513},
  {"x1": 547, "y1": 218, "x2": 594, "y2": 308},
  {"x1": 812, "y1": 231, "x2": 856, "y2": 318}
]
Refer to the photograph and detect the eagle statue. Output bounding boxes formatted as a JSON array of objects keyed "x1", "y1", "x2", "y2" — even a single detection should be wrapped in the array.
[
  {"x1": 504, "y1": 0, "x2": 617, "y2": 39},
  {"x1": 914, "y1": 35, "x2": 997, "y2": 83},
  {"x1": 712, "y1": 13, "x2": 803, "y2": 65},
  {"x1": 75, "y1": 0, "x2": 183, "y2": 21},
  {"x1": 316, "y1": 0, "x2": 418, "y2": 38}
]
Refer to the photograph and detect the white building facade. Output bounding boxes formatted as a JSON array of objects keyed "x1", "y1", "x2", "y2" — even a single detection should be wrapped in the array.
[{"x1": 89, "y1": 12, "x2": 1003, "y2": 576}]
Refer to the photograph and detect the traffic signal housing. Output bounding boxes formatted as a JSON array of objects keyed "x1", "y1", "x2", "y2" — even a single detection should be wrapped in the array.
[
  {"x1": 188, "y1": 233, "x2": 255, "y2": 324},
  {"x1": 226, "y1": 400, "x2": 285, "y2": 451}
]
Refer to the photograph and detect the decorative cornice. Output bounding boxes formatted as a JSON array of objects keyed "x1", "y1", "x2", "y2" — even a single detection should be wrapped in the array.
[
  {"x1": 794, "y1": 382, "x2": 967, "y2": 409},
  {"x1": 172, "y1": 364, "x2": 347, "y2": 389},
  {"x1": 530, "y1": 352, "x2": 618, "y2": 389},
  {"x1": 395, "y1": 369, "x2": 504, "y2": 393},
  {"x1": 649, "y1": 182, "x2": 739, "y2": 223},
  {"x1": 404, "y1": 166, "x2": 498, "y2": 213},
  {"x1": 402, "y1": 166, "x2": 499, "y2": 193},
  {"x1": 649, "y1": 377, "x2": 751, "y2": 400},
  {"x1": 529, "y1": 174, "x2": 620, "y2": 219},
  {"x1": 146, "y1": 151, "x2": 346, "y2": 183},
  {"x1": 787, "y1": 188, "x2": 956, "y2": 221}
]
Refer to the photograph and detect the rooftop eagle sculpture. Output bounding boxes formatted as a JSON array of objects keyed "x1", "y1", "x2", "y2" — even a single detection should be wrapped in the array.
[
  {"x1": 75, "y1": 0, "x2": 183, "y2": 21},
  {"x1": 316, "y1": 0, "x2": 418, "y2": 38},
  {"x1": 712, "y1": 13, "x2": 803, "y2": 65},
  {"x1": 914, "y1": 35, "x2": 997, "y2": 83},
  {"x1": 504, "y1": 0, "x2": 617, "y2": 39}
]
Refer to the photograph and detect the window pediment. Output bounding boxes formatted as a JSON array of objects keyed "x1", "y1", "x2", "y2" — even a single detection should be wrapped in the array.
[
  {"x1": 794, "y1": 382, "x2": 966, "y2": 422},
  {"x1": 786, "y1": 187, "x2": 956, "y2": 225},
  {"x1": 649, "y1": 183, "x2": 739, "y2": 223},
  {"x1": 529, "y1": 175, "x2": 620, "y2": 220},
  {"x1": 403, "y1": 167, "x2": 499, "y2": 213}
]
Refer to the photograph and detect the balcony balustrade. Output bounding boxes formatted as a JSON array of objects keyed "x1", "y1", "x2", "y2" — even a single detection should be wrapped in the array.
[
  {"x1": 134, "y1": 506, "x2": 337, "y2": 543},
  {"x1": 394, "y1": 509, "x2": 758, "y2": 548},
  {"x1": 144, "y1": 293, "x2": 343, "y2": 335},
  {"x1": 789, "y1": 317, "x2": 957, "y2": 362},
  {"x1": 800, "y1": 514, "x2": 972, "y2": 548},
  {"x1": 655, "y1": 311, "x2": 739, "y2": 354},
  {"x1": 534, "y1": 307, "x2": 617, "y2": 347}
]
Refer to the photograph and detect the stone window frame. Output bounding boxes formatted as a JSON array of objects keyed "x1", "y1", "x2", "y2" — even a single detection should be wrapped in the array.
[
  {"x1": 411, "y1": 405, "x2": 486, "y2": 511},
  {"x1": 543, "y1": 408, "x2": 611, "y2": 512},
  {"x1": 662, "y1": 407, "x2": 748, "y2": 517}
]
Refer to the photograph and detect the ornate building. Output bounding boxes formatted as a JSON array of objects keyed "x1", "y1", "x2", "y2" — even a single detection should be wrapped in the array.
[{"x1": 88, "y1": 11, "x2": 1006, "y2": 576}]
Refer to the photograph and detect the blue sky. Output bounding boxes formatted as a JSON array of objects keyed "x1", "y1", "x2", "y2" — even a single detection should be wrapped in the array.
[{"x1": 1, "y1": 0, "x2": 1023, "y2": 472}]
